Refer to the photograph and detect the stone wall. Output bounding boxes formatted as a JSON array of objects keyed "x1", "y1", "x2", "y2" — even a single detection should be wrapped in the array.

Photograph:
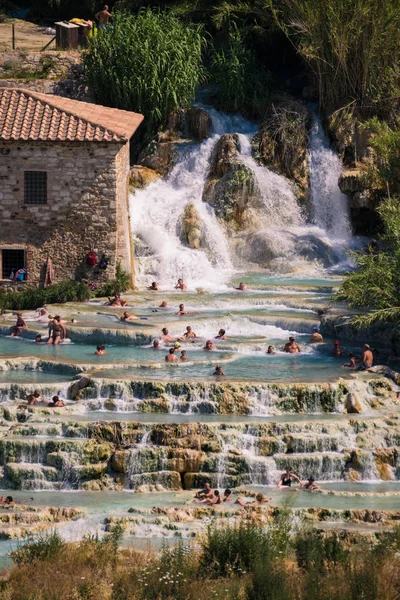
[{"x1": 0, "y1": 140, "x2": 132, "y2": 284}]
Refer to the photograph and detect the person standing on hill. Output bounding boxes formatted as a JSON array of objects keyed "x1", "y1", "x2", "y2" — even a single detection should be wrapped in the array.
[{"x1": 95, "y1": 5, "x2": 112, "y2": 28}]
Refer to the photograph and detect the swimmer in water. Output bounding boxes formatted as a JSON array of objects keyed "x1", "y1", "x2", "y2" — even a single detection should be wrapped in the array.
[
  {"x1": 267, "y1": 345, "x2": 276, "y2": 354},
  {"x1": 35, "y1": 334, "x2": 44, "y2": 343},
  {"x1": 153, "y1": 340, "x2": 161, "y2": 349},
  {"x1": 215, "y1": 329, "x2": 227, "y2": 340},
  {"x1": 165, "y1": 348, "x2": 179, "y2": 363},
  {"x1": 159, "y1": 301, "x2": 168, "y2": 308},
  {"x1": 277, "y1": 469, "x2": 301, "y2": 488},
  {"x1": 95, "y1": 344, "x2": 107, "y2": 355},
  {"x1": 302, "y1": 476, "x2": 320, "y2": 491},
  {"x1": 121, "y1": 311, "x2": 138, "y2": 321},
  {"x1": 177, "y1": 304, "x2": 188, "y2": 315},
  {"x1": 204, "y1": 340, "x2": 215, "y2": 351},
  {"x1": 182, "y1": 326, "x2": 197, "y2": 339},
  {"x1": 161, "y1": 328, "x2": 175, "y2": 342},
  {"x1": 11, "y1": 312, "x2": 27, "y2": 337},
  {"x1": 175, "y1": 278, "x2": 187, "y2": 290},
  {"x1": 26, "y1": 391, "x2": 42, "y2": 406},
  {"x1": 342, "y1": 352, "x2": 356, "y2": 368},
  {"x1": 180, "y1": 350, "x2": 188, "y2": 361},
  {"x1": 331, "y1": 340, "x2": 343, "y2": 358},
  {"x1": 148, "y1": 282, "x2": 159, "y2": 291},
  {"x1": 213, "y1": 364, "x2": 225, "y2": 376},
  {"x1": 47, "y1": 395, "x2": 66, "y2": 408},
  {"x1": 310, "y1": 327, "x2": 323, "y2": 343},
  {"x1": 284, "y1": 337, "x2": 301, "y2": 353},
  {"x1": 235, "y1": 493, "x2": 270, "y2": 506}
]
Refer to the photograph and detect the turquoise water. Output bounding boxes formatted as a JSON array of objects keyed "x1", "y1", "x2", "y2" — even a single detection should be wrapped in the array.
[{"x1": 0, "y1": 371, "x2": 70, "y2": 384}]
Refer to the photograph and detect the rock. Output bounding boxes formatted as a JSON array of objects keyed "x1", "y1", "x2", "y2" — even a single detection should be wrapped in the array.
[
  {"x1": 186, "y1": 107, "x2": 212, "y2": 141},
  {"x1": 68, "y1": 376, "x2": 91, "y2": 400},
  {"x1": 111, "y1": 449, "x2": 127, "y2": 473},
  {"x1": 182, "y1": 203, "x2": 203, "y2": 249},
  {"x1": 252, "y1": 99, "x2": 310, "y2": 205},
  {"x1": 129, "y1": 166, "x2": 160, "y2": 189},
  {"x1": 205, "y1": 162, "x2": 260, "y2": 227},
  {"x1": 209, "y1": 134, "x2": 240, "y2": 178},
  {"x1": 138, "y1": 141, "x2": 178, "y2": 177},
  {"x1": 345, "y1": 393, "x2": 362, "y2": 414},
  {"x1": 165, "y1": 108, "x2": 186, "y2": 136},
  {"x1": 338, "y1": 168, "x2": 374, "y2": 210}
]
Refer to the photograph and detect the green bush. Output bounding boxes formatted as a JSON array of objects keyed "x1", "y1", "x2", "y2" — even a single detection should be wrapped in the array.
[
  {"x1": 95, "y1": 263, "x2": 131, "y2": 297},
  {"x1": 270, "y1": 0, "x2": 400, "y2": 119},
  {"x1": 84, "y1": 9, "x2": 206, "y2": 142},
  {"x1": 0, "y1": 280, "x2": 92, "y2": 311},
  {"x1": 211, "y1": 23, "x2": 271, "y2": 117}
]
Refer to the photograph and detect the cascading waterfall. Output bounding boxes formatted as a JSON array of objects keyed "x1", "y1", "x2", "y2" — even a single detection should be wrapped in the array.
[
  {"x1": 308, "y1": 111, "x2": 352, "y2": 240},
  {"x1": 130, "y1": 103, "x2": 355, "y2": 288}
]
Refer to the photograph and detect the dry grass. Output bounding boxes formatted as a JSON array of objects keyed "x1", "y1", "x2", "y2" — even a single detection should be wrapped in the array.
[{"x1": 0, "y1": 19, "x2": 55, "y2": 52}]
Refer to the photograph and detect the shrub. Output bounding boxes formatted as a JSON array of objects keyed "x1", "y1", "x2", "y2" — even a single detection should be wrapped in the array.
[
  {"x1": 0, "y1": 280, "x2": 92, "y2": 311},
  {"x1": 211, "y1": 23, "x2": 271, "y2": 118},
  {"x1": 95, "y1": 263, "x2": 131, "y2": 297},
  {"x1": 84, "y1": 9, "x2": 206, "y2": 143},
  {"x1": 11, "y1": 531, "x2": 65, "y2": 566}
]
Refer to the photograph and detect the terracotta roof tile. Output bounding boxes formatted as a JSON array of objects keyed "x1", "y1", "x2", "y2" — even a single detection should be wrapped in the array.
[{"x1": 0, "y1": 88, "x2": 143, "y2": 143}]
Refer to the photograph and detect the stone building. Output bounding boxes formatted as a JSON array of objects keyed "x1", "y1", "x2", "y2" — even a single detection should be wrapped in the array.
[{"x1": 0, "y1": 88, "x2": 143, "y2": 285}]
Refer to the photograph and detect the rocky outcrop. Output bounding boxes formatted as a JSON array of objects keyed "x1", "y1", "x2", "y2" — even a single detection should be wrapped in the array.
[
  {"x1": 138, "y1": 139, "x2": 178, "y2": 177},
  {"x1": 203, "y1": 135, "x2": 260, "y2": 228},
  {"x1": 252, "y1": 99, "x2": 310, "y2": 205},
  {"x1": 182, "y1": 203, "x2": 203, "y2": 249},
  {"x1": 129, "y1": 166, "x2": 160, "y2": 190},
  {"x1": 165, "y1": 107, "x2": 212, "y2": 141}
]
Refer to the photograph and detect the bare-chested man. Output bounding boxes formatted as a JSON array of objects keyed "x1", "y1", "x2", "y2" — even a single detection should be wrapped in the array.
[
  {"x1": 284, "y1": 337, "x2": 301, "y2": 353},
  {"x1": 358, "y1": 344, "x2": 373, "y2": 370},
  {"x1": 165, "y1": 348, "x2": 179, "y2": 363},
  {"x1": 95, "y1": 5, "x2": 112, "y2": 27}
]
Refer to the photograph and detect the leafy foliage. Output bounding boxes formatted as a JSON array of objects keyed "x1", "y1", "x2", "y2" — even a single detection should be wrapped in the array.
[
  {"x1": 0, "y1": 280, "x2": 92, "y2": 311},
  {"x1": 11, "y1": 531, "x2": 65, "y2": 566},
  {"x1": 95, "y1": 263, "x2": 131, "y2": 297},
  {"x1": 84, "y1": 9, "x2": 206, "y2": 142},
  {"x1": 211, "y1": 22, "x2": 271, "y2": 117},
  {"x1": 364, "y1": 117, "x2": 400, "y2": 196},
  {"x1": 335, "y1": 197, "x2": 400, "y2": 331},
  {"x1": 269, "y1": 0, "x2": 400, "y2": 118}
]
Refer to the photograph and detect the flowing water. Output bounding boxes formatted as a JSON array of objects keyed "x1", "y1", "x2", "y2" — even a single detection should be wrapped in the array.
[{"x1": 0, "y1": 103, "x2": 394, "y2": 557}]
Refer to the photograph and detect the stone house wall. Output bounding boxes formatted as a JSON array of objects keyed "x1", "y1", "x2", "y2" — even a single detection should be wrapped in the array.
[{"x1": 0, "y1": 140, "x2": 132, "y2": 285}]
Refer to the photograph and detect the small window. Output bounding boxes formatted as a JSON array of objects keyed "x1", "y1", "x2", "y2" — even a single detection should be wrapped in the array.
[
  {"x1": 24, "y1": 171, "x2": 47, "y2": 204},
  {"x1": 2, "y1": 249, "x2": 25, "y2": 279}
]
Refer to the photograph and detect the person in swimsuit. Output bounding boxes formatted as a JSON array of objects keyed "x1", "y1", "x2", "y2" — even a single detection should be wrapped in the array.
[
  {"x1": 11, "y1": 313, "x2": 27, "y2": 337},
  {"x1": 358, "y1": 343, "x2": 373, "y2": 370},
  {"x1": 182, "y1": 326, "x2": 197, "y2": 339},
  {"x1": 27, "y1": 391, "x2": 42, "y2": 406},
  {"x1": 267, "y1": 346, "x2": 276, "y2": 354},
  {"x1": 161, "y1": 327, "x2": 175, "y2": 342},
  {"x1": 159, "y1": 300, "x2": 167, "y2": 308},
  {"x1": 342, "y1": 353, "x2": 356, "y2": 368},
  {"x1": 177, "y1": 304, "x2": 188, "y2": 315},
  {"x1": 165, "y1": 348, "x2": 179, "y2": 363},
  {"x1": 204, "y1": 340, "x2": 215, "y2": 351},
  {"x1": 235, "y1": 493, "x2": 270, "y2": 506},
  {"x1": 215, "y1": 329, "x2": 227, "y2": 340},
  {"x1": 331, "y1": 341, "x2": 343, "y2": 357},
  {"x1": 35, "y1": 334, "x2": 44, "y2": 343},
  {"x1": 236, "y1": 282, "x2": 246, "y2": 291},
  {"x1": 180, "y1": 350, "x2": 188, "y2": 361},
  {"x1": 284, "y1": 337, "x2": 301, "y2": 353},
  {"x1": 0, "y1": 495, "x2": 33, "y2": 505},
  {"x1": 194, "y1": 482, "x2": 213, "y2": 501},
  {"x1": 277, "y1": 469, "x2": 301, "y2": 488},
  {"x1": 223, "y1": 489, "x2": 232, "y2": 502},
  {"x1": 95, "y1": 344, "x2": 107, "y2": 355},
  {"x1": 302, "y1": 476, "x2": 320, "y2": 491},
  {"x1": 206, "y1": 490, "x2": 222, "y2": 505},
  {"x1": 310, "y1": 327, "x2": 323, "y2": 343},
  {"x1": 148, "y1": 282, "x2": 159, "y2": 291},
  {"x1": 175, "y1": 278, "x2": 187, "y2": 290},
  {"x1": 47, "y1": 316, "x2": 66, "y2": 345},
  {"x1": 213, "y1": 365, "x2": 225, "y2": 376},
  {"x1": 153, "y1": 340, "x2": 161, "y2": 349},
  {"x1": 47, "y1": 395, "x2": 66, "y2": 408},
  {"x1": 121, "y1": 311, "x2": 138, "y2": 321}
]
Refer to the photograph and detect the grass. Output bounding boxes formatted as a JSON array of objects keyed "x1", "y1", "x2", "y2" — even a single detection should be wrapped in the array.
[{"x1": 2, "y1": 518, "x2": 400, "y2": 599}]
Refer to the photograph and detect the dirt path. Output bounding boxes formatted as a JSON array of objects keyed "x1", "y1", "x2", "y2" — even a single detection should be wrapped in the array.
[{"x1": 0, "y1": 19, "x2": 55, "y2": 51}]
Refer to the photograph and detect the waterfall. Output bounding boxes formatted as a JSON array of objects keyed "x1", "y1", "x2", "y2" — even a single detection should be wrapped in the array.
[
  {"x1": 308, "y1": 112, "x2": 352, "y2": 240},
  {"x1": 130, "y1": 104, "x2": 355, "y2": 287}
]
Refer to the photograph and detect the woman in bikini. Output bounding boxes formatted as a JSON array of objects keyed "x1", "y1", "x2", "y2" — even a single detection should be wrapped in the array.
[
  {"x1": 11, "y1": 313, "x2": 27, "y2": 337},
  {"x1": 47, "y1": 316, "x2": 66, "y2": 345}
]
